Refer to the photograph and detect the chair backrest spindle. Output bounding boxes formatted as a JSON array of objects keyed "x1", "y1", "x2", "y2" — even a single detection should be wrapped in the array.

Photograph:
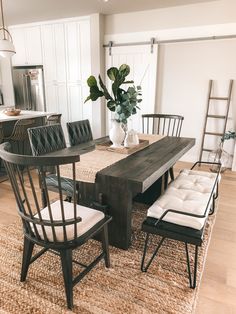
[{"x1": 142, "y1": 114, "x2": 184, "y2": 137}]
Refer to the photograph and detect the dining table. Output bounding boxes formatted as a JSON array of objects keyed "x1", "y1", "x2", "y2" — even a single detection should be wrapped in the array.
[{"x1": 47, "y1": 135, "x2": 195, "y2": 250}]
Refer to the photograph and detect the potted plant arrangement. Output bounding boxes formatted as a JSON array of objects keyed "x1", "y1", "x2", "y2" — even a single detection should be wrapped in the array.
[{"x1": 85, "y1": 64, "x2": 142, "y2": 147}]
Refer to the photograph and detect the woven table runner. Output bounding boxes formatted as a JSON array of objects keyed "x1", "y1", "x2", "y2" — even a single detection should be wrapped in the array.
[{"x1": 60, "y1": 134, "x2": 165, "y2": 183}]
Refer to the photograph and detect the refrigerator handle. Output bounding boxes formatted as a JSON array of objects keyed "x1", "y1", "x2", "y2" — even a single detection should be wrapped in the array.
[
  {"x1": 26, "y1": 75, "x2": 33, "y2": 110},
  {"x1": 22, "y1": 74, "x2": 28, "y2": 109}
]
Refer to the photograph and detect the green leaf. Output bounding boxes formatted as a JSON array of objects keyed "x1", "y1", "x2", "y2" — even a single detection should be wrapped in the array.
[
  {"x1": 107, "y1": 67, "x2": 119, "y2": 81},
  {"x1": 119, "y1": 64, "x2": 130, "y2": 77},
  {"x1": 116, "y1": 105, "x2": 122, "y2": 113},
  {"x1": 137, "y1": 85, "x2": 142, "y2": 90},
  {"x1": 89, "y1": 85, "x2": 104, "y2": 101},
  {"x1": 107, "y1": 100, "x2": 116, "y2": 111},
  {"x1": 87, "y1": 76, "x2": 97, "y2": 87},
  {"x1": 84, "y1": 95, "x2": 91, "y2": 103}
]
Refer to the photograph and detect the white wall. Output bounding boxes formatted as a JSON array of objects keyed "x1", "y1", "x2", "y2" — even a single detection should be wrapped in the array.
[{"x1": 157, "y1": 39, "x2": 236, "y2": 162}]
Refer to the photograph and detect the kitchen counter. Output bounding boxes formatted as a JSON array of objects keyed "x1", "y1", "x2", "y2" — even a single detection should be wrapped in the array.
[{"x1": 0, "y1": 110, "x2": 54, "y2": 123}]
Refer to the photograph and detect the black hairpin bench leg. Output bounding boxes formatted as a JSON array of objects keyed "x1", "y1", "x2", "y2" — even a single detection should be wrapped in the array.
[
  {"x1": 141, "y1": 233, "x2": 165, "y2": 272},
  {"x1": 185, "y1": 243, "x2": 199, "y2": 289}
]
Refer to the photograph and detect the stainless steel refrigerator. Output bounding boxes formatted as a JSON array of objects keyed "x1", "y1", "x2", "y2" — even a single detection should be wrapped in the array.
[{"x1": 12, "y1": 65, "x2": 46, "y2": 111}]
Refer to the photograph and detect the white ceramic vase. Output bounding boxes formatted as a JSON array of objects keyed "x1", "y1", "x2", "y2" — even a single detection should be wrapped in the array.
[{"x1": 109, "y1": 120, "x2": 125, "y2": 148}]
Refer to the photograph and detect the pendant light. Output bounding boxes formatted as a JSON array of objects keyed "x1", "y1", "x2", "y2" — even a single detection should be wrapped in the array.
[{"x1": 0, "y1": 0, "x2": 15, "y2": 58}]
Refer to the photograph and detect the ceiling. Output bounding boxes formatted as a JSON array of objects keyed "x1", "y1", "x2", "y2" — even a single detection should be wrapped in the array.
[{"x1": 4, "y1": 0, "x2": 217, "y2": 25}]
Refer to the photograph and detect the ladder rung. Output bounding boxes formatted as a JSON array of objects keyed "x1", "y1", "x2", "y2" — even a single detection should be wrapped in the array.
[
  {"x1": 207, "y1": 114, "x2": 226, "y2": 119},
  {"x1": 209, "y1": 97, "x2": 229, "y2": 100},
  {"x1": 205, "y1": 132, "x2": 224, "y2": 136},
  {"x1": 202, "y1": 148, "x2": 212, "y2": 152}
]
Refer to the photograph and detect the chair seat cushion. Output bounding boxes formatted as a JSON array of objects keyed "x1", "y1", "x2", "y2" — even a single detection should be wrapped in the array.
[
  {"x1": 34, "y1": 200, "x2": 105, "y2": 242},
  {"x1": 45, "y1": 174, "x2": 74, "y2": 196},
  {"x1": 171, "y1": 169, "x2": 218, "y2": 194},
  {"x1": 147, "y1": 187, "x2": 211, "y2": 230}
]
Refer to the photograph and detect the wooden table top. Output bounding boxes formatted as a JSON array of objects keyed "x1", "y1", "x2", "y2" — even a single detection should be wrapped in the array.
[{"x1": 47, "y1": 136, "x2": 195, "y2": 193}]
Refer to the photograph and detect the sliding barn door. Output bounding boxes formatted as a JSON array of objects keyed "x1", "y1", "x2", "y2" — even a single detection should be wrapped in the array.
[{"x1": 105, "y1": 44, "x2": 158, "y2": 132}]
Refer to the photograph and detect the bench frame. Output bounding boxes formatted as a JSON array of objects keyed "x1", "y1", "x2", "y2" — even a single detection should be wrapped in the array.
[{"x1": 141, "y1": 161, "x2": 221, "y2": 288}]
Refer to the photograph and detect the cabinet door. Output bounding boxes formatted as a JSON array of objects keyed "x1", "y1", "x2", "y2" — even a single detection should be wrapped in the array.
[
  {"x1": 57, "y1": 83, "x2": 69, "y2": 139},
  {"x1": 44, "y1": 82, "x2": 58, "y2": 113},
  {"x1": 10, "y1": 28, "x2": 27, "y2": 66},
  {"x1": 41, "y1": 25, "x2": 57, "y2": 83},
  {"x1": 65, "y1": 20, "x2": 91, "y2": 122},
  {"x1": 10, "y1": 26, "x2": 42, "y2": 66},
  {"x1": 54, "y1": 24, "x2": 67, "y2": 83},
  {"x1": 67, "y1": 83, "x2": 83, "y2": 122},
  {"x1": 25, "y1": 26, "x2": 43, "y2": 65},
  {"x1": 65, "y1": 22, "x2": 81, "y2": 83}
]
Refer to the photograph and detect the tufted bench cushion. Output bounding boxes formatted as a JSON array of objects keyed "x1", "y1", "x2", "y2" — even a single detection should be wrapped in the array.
[
  {"x1": 147, "y1": 169, "x2": 219, "y2": 230},
  {"x1": 147, "y1": 187, "x2": 212, "y2": 230},
  {"x1": 171, "y1": 169, "x2": 219, "y2": 194}
]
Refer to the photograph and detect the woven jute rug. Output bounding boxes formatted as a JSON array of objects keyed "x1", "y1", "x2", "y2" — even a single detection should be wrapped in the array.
[{"x1": 0, "y1": 203, "x2": 215, "y2": 314}]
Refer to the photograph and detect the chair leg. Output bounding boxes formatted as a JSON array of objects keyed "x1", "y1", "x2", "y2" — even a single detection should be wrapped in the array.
[
  {"x1": 185, "y1": 243, "x2": 199, "y2": 289},
  {"x1": 209, "y1": 196, "x2": 215, "y2": 216},
  {"x1": 101, "y1": 224, "x2": 110, "y2": 268},
  {"x1": 141, "y1": 233, "x2": 165, "y2": 272},
  {"x1": 169, "y1": 167, "x2": 175, "y2": 182},
  {"x1": 20, "y1": 236, "x2": 35, "y2": 282},
  {"x1": 214, "y1": 182, "x2": 219, "y2": 200},
  {"x1": 60, "y1": 249, "x2": 73, "y2": 309}
]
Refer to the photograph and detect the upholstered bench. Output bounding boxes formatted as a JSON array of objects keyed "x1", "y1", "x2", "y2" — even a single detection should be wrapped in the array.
[{"x1": 141, "y1": 161, "x2": 221, "y2": 288}]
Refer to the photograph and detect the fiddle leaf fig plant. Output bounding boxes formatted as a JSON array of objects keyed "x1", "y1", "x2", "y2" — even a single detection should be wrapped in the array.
[{"x1": 85, "y1": 64, "x2": 142, "y2": 124}]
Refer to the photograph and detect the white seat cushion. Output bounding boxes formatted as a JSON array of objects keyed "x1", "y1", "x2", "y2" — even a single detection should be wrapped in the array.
[
  {"x1": 180, "y1": 169, "x2": 220, "y2": 182},
  {"x1": 147, "y1": 187, "x2": 212, "y2": 230},
  {"x1": 171, "y1": 169, "x2": 218, "y2": 194},
  {"x1": 33, "y1": 200, "x2": 105, "y2": 242}
]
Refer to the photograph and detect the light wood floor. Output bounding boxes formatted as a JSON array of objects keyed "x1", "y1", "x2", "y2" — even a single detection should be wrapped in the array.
[{"x1": 0, "y1": 162, "x2": 236, "y2": 313}]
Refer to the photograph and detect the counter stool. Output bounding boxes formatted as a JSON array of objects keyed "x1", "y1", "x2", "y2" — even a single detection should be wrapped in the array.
[
  {"x1": 0, "y1": 123, "x2": 4, "y2": 143},
  {"x1": 46, "y1": 114, "x2": 62, "y2": 126},
  {"x1": 5, "y1": 118, "x2": 36, "y2": 155},
  {"x1": 0, "y1": 123, "x2": 5, "y2": 174}
]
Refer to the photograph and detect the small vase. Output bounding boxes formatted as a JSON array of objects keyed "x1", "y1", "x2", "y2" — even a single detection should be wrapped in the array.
[{"x1": 109, "y1": 120, "x2": 125, "y2": 148}]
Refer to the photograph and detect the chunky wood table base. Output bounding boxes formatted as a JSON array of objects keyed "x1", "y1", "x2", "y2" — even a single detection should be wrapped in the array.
[{"x1": 47, "y1": 136, "x2": 195, "y2": 249}]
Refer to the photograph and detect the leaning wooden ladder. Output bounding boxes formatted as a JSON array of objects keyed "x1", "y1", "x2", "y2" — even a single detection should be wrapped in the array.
[{"x1": 199, "y1": 79, "x2": 234, "y2": 162}]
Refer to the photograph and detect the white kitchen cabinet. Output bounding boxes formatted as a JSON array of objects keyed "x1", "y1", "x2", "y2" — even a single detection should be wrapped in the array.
[{"x1": 10, "y1": 26, "x2": 43, "y2": 66}]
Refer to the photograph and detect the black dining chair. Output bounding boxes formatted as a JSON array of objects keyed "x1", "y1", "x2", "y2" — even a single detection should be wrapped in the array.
[
  {"x1": 28, "y1": 124, "x2": 74, "y2": 202},
  {"x1": 142, "y1": 114, "x2": 184, "y2": 181},
  {"x1": 0, "y1": 141, "x2": 112, "y2": 309},
  {"x1": 142, "y1": 114, "x2": 184, "y2": 137},
  {"x1": 67, "y1": 119, "x2": 93, "y2": 147}
]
